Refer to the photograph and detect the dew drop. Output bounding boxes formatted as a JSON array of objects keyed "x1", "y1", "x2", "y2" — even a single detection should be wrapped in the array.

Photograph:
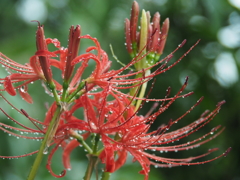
[{"x1": 43, "y1": 147, "x2": 49, "y2": 154}]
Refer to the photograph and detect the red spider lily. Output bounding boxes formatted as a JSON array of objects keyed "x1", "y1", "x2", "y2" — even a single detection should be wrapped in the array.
[
  {"x1": 0, "y1": 52, "x2": 42, "y2": 103},
  {"x1": 0, "y1": 77, "x2": 230, "y2": 179},
  {"x1": 125, "y1": 1, "x2": 169, "y2": 63},
  {"x1": 63, "y1": 25, "x2": 81, "y2": 83},
  {"x1": 95, "y1": 87, "x2": 230, "y2": 180},
  {"x1": 0, "y1": 21, "x2": 191, "y2": 105},
  {"x1": 0, "y1": 24, "x2": 82, "y2": 103},
  {"x1": 0, "y1": 24, "x2": 61, "y2": 103},
  {"x1": 57, "y1": 34, "x2": 112, "y2": 93},
  {"x1": 0, "y1": 24, "x2": 112, "y2": 102},
  {"x1": 52, "y1": 78, "x2": 230, "y2": 180},
  {"x1": 34, "y1": 22, "x2": 55, "y2": 84},
  {"x1": 0, "y1": 1, "x2": 230, "y2": 179},
  {"x1": 49, "y1": 25, "x2": 81, "y2": 87},
  {"x1": 0, "y1": 94, "x2": 91, "y2": 177},
  {"x1": 71, "y1": 35, "x2": 198, "y2": 101}
]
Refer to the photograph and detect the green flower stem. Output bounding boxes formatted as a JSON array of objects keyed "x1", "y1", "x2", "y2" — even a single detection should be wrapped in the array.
[
  {"x1": 101, "y1": 172, "x2": 111, "y2": 180},
  {"x1": 82, "y1": 133, "x2": 101, "y2": 180},
  {"x1": 130, "y1": 73, "x2": 143, "y2": 100},
  {"x1": 66, "y1": 81, "x2": 86, "y2": 102},
  {"x1": 130, "y1": 10, "x2": 150, "y2": 110},
  {"x1": 61, "y1": 81, "x2": 69, "y2": 102},
  {"x1": 52, "y1": 88, "x2": 61, "y2": 105},
  {"x1": 92, "y1": 133, "x2": 100, "y2": 154},
  {"x1": 70, "y1": 131, "x2": 92, "y2": 154},
  {"x1": 135, "y1": 69, "x2": 150, "y2": 111},
  {"x1": 83, "y1": 155, "x2": 98, "y2": 180},
  {"x1": 96, "y1": 148, "x2": 104, "y2": 156},
  {"x1": 47, "y1": 81, "x2": 61, "y2": 105},
  {"x1": 27, "y1": 106, "x2": 61, "y2": 180}
]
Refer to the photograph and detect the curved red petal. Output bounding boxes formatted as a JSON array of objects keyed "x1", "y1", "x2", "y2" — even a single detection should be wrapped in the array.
[
  {"x1": 29, "y1": 55, "x2": 43, "y2": 77},
  {"x1": 46, "y1": 140, "x2": 67, "y2": 178},
  {"x1": 114, "y1": 150, "x2": 127, "y2": 171},
  {"x1": 18, "y1": 86, "x2": 33, "y2": 104},
  {"x1": 62, "y1": 139, "x2": 79, "y2": 170},
  {"x1": 35, "y1": 50, "x2": 57, "y2": 57},
  {"x1": 4, "y1": 76, "x2": 16, "y2": 96},
  {"x1": 45, "y1": 38, "x2": 61, "y2": 48}
]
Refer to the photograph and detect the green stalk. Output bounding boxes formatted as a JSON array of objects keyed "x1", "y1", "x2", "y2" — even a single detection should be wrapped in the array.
[
  {"x1": 83, "y1": 155, "x2": 98, "y2": 180},
  {"x1": 70, "y1": 131, "x2": 92, "y2": 154},
  {"x1": 82, "y1": 134, "x2": 100, "y2": 180},
  {"x1": 66, "y1": 81, "x2": 86, "y2": 102},
  {"x1": 134, "y1": 69, "x2": 150, "y2": 111},
  {"x1": 47, "y1": 81, "x2": 61, "y2": 105},
  {"x1": 130, "y1": 73, "x2": 143, "y2": 99},
  {"x1": 92, "y1": 133, "x2": 100, "y2": 154},
  {"x1": 61, "y1": 81, "x2": 69, "y2": 102},
  {"x1": 101, "y1": 172, "x2": 111, "y2": 180},
  {"x1": 130, "y1": 10, "x2": 150, "y2": 110},
  {"x1": 52, "y1": 88, "x2": 61, "y2": 105},
  {"x1": 27, "y1": 106, "x2": 61, "y2": 180}
]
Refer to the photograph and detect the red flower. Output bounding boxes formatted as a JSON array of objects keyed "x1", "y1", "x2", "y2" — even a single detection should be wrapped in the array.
[
  {"x1": 1, "y1": 20, "x2": 191, "y2": 105},
  {"x1": 0, "y1": 52, "x2": 42, "y2": 103},
  {"x1": 0, "y1": 76, "x2": 230, "y2": 179},
  {"x1": 89, "y1": 83, "x2": 230, "y2": 180},
  {"x1": 0, "y1": 2, "x2": 230, "y2": 179},
  {"x1": 52, "y1": 79, "x2": 230, "y2": 180},
  {"x1": 0, "y1": 24, "x2": 61, "y2": 103},
  {"x1": 125, "y1": 1, "x2": 169, "y2": 63},
  {"x1": 0, "y1": 94, "x2": 91, "y2": 177}
]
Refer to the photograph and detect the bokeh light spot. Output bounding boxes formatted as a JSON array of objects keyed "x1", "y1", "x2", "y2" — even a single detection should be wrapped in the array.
[
  {"x1": 213, "y1": 52, "x2": 238, "y2": 87},
  {"x1": 15, "y1": 0, "x2": 47, "y2": 24}
]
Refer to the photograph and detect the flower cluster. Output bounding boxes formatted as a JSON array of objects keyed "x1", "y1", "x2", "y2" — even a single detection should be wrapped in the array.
[{"x1": 0, "y1": 1, "x2": 230, "y2": 180}]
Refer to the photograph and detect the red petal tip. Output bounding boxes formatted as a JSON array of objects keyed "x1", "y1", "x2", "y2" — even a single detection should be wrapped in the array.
[
  {"x1": 217, "y1": 100, "x2": 226, "y2": 107},
  {"x1": 224, "y1": 147, "x2": 232, "y2": 157},
  {"x1": 208, "y1": 148, "x2": 219, "y2": 152}
]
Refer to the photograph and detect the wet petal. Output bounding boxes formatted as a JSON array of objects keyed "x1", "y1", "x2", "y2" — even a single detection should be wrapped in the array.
[
  {"x1": 4, "y1": 76, "x2": 16, "y2": 96},
  {"x1": 18, "y1": 86, "x2": 33, "y2": 104}
]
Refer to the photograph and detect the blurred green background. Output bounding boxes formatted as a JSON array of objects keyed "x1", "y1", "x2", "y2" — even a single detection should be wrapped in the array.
[{"x1": 0, "y1": 0, "x2": 239, "y2": 180}]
